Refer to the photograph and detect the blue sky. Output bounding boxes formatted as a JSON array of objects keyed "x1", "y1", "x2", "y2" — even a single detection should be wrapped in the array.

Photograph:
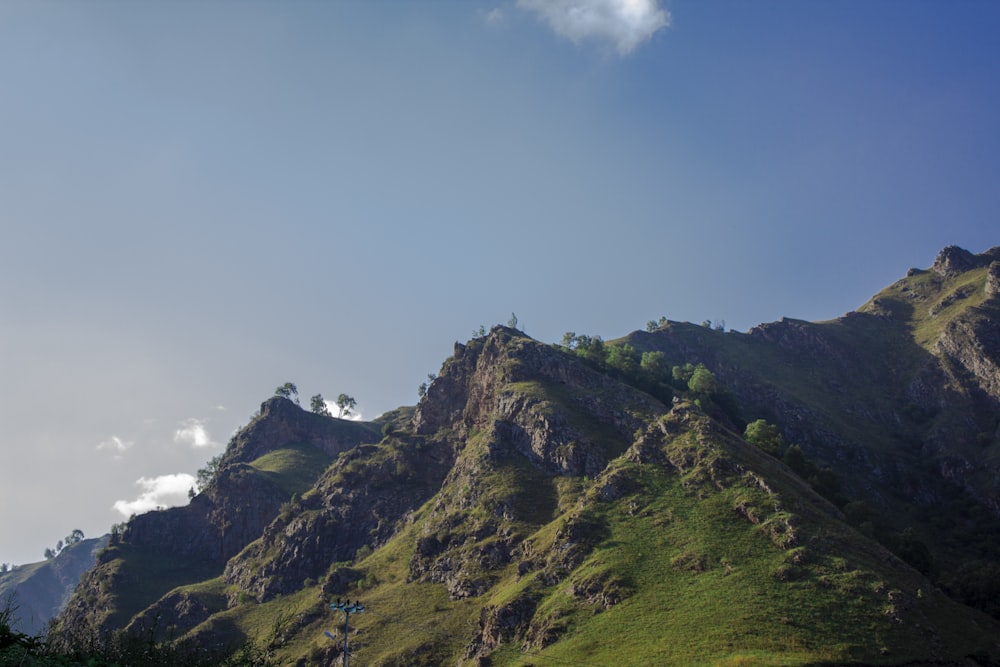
[{"x1": 1, "y1": 1, "x2": 997, "y2": 566}]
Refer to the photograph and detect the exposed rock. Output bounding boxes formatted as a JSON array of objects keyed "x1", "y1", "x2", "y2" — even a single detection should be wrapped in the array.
[
  {"x1": 126, "y1": 590, "x2": 215, "y2": 641},
  {"x1": 418, "y1": 327, "x2": 664, "y2": 477},
  {"x1": 224, "y1": 435, "x2": 454, "y2": 602},
  {"x1": 223, "y1": 396, "x2": 379, "y2": 465},
  {"x1": 932, "y1": 245, "x2": 979, "y2": 277},
  {"x1": 987, "y1": 261, "x2": 1000, "y2": 297},
  {"x1": 465, "y1": 594, "x2": 539, "y2": 661}
]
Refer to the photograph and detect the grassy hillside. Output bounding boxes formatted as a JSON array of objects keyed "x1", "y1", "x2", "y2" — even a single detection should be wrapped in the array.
[
  {"x1": 248, "y1": 443, "x2": 334, "y2": 497},
  {"x1": 159, "y1": 400, "x2": 999, "y2": 666}
]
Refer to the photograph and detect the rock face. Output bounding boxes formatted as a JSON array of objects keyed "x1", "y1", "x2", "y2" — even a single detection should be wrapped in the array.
[
  {"x1": 932, "y1": 245, "x2": 979, "y2": 277},
  {"x1": 222, "y1": 434, "x2": 454, "y2": 602},
  {"x1": 223, "y1": 396, "x2": 379, "y2": 464},
  {"x1": 415, "y1": 328, "x2": 664, "y2": 476}
]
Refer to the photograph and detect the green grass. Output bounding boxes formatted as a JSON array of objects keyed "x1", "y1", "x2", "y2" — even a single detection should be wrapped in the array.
[
  {"x1": 248, "y1": 443, "x2": 334, "y2": 497},
  {"x1": 220, "y1": 409, "x2": 999, "y2": 666}
]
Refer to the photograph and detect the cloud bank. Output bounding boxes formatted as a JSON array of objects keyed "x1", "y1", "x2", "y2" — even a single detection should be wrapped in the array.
[
  {"x1": 518, "y1": 0, "x2": 670, "y2": 54},
  {"x1": 112, "y1": 473, "x2": 196, "y2": 517},
  {"x1": 323, "y1": 400, "x2": 365, "y2": 422},
  {"x1": 174, "y1": 418, "x2": 218, "y2": 448}
]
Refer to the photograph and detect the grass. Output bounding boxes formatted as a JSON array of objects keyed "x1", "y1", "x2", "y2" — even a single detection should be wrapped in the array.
[
  {"x1": 223, "y1": 409, "x2": 999, "y2": 666},
  {"x1": 248, "y1": 443, "x2": 334, "y2": 497}
]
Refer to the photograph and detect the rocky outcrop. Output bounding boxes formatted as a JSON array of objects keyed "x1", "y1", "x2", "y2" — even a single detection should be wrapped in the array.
[
  {"x1": 223, "y1": 435, "x2": 454, "y2": 602},
  {"x1": 126, "y1": 590, "x2": 216, "y2": 641},
  {"x1": 464, "y1": 594, "x2": 539, "y2": 662},
  {"x1": 405, "y1": 328, "x2": 668, "y2": 601},
  {"x1": 223, "y1": 396, "x2": 379, "y2": 465},
  {"x1": 417, "y1": 327, "x2": 664, "y2": 477},
  {"x1": 932, "y1": 245, "x2": 980, "y2": 277}
]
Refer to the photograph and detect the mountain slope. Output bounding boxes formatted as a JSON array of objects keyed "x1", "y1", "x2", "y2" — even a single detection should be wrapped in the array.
[
  {"x1": 0, "y1": 537, "x2": 106, "y2": 637},
  {"x1": 619, "y1": 246, "x2": 1000, "y2": 605},
  {"x1": 52, "y1": 245, "x2": 1000, "y2": 666}
]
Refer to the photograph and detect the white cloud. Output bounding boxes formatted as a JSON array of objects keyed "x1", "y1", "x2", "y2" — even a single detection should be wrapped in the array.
[
  {"x1": 324, "y1": 400, "x2": 364, "y2": 422},
  {"x1": 517, "y1": 0, "x2": 670, "y2": 55},
  {"x1": 97, "y1": 435, "x2": 134, "y2": 455},
  {"x1": 112, "y1": 473, "x2": 196, "y2": 517},
  {"x1": 173, "y1": 418, "x2": 218, "y2": 448}
]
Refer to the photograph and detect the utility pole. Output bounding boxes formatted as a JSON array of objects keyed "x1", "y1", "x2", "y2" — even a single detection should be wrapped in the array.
[{"x1": 327, "y1": 598, "x2": 364, "y2": 667}]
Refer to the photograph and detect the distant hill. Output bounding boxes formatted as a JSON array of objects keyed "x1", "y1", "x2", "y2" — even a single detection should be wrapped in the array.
[
  {"x1": 0, "y1": 536, "x2": 107, "y2": 637},
  {"x1": 51, "y1": 246, "x2": 1000, "y2": 665}
]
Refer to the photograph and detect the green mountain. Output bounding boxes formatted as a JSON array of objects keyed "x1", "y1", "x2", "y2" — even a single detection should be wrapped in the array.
[{"x1": 51, "y1": 246, "x2": 1000, "y2": 666}]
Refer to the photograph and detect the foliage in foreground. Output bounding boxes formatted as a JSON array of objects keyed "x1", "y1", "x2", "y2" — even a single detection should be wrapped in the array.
[{"x1": 1, "y1": 596, "x2": 274, "y2": 667}]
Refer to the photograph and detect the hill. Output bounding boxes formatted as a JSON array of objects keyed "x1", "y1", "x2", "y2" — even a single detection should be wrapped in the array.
[
  {"x1": 50, "y1": 245, "x2": 1000, "y2": 666},
  {"x1": 0, "y1": 537, "x2": 106, "y2": 637}
]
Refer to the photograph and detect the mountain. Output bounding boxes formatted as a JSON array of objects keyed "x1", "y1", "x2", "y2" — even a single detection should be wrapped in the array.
[
  {"x1": 52, "y1": 246, "x2": 1000, "y2": 666},
  {"x1": 0, "y1": 536, "x2": 107, "y2": 637}
]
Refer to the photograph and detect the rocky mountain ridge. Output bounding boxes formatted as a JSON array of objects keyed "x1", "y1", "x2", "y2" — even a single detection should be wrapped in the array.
[{"x1": 52, "y1": 245, "x2": 1000, "y2": 666}]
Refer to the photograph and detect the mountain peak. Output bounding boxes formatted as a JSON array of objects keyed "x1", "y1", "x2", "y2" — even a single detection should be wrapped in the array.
[{"x1": 931, "y1": 244, "x2": 1000, "y2": 277}]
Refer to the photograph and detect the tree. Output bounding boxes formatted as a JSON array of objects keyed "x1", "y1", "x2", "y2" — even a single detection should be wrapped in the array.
[
  {"x1": 417, "y1": 382, "x2": 428, "y2": 398},
  {"x1": 640, "y1": 351, "x2": 668, "y2": 377},
  {"x1": 275, "y1": 382, "x2": 299, "y2": 404},
  {"x1": 672, "y1": 363, "x2": 695, "y2": 385},
  {"x1": 607, "y1": 343, "x2": 640, "y2": 376},
  {"x1": 687, "y1": 364, "x2": 718, "y2": 393},
  {"x1": 744, "y1": 419, "x2": 784, "y2": 455},
  {"x1": 43, "y1": 548, "x2": 55, "y2": 560},
  {"x1": 508, "y1": 312, "x2": 519, "y2": 329},
  {"x1": 64, "y1": 529, "x2": 84, "y2": 546},
  {"x1": 782, "y1": 444, "x2": 808, "y2": 476},
  {"x1": 336, "y1": 394, "x2": 357, "y2": 418},
  {"x1": 310, "y1": 394, "x2": 332, "y2": 417},
  {"x1": 197, "y1": 454, "x2": 223, "y2": 491},
  {"x1": 574, "y1": 334, "x2": 605, "y2": 364},
  {"x1": 560, "y1": 331, "x2": 577, "y2": 349},
  {"x1": 646, "y1": 320, "x2": 658, "y2": 333}
]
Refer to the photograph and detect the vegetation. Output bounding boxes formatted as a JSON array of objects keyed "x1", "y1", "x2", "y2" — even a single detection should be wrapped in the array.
[
  {"x1": 273, "y1": 382, "x2": 298, "y2": 404},
  {"x1": 335, "y1": 394, "x2": 356, "y2": 418},
  {"x1": 42, "y1": 530, "x2": 85, "y2": 560},
  {"x1": 196, "y1": 454, "x2": 223, "y2": 492},
  {"x1": 2, "y1": 594, "x2": 274, "y2": 666},
  {"x1": 309, "y1": 394, "x2": 331, "y2": 417}
]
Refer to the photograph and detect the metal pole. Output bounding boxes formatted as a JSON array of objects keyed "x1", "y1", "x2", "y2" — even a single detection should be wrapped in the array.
[
  {"x1": 328, "y1": 598, "x2": 364, "y2": 667},
  {"x1": 343, "y1": 609, "x2": 349, "y2": 667}
]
